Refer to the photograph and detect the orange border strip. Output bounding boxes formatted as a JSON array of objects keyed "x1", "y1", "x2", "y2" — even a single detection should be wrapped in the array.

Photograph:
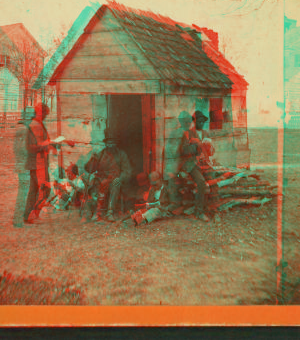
[{"x1": 0, "y1": 306, "x2": 299, "y2": 326}]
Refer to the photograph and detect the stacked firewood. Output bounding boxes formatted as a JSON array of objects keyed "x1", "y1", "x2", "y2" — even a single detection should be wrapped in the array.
[
  {"x1": 176, "y1": 166, "x2": 277, "y2": 214},
  {"x1": 205, "y1": 166, "x2": 277, "y2": 212}
]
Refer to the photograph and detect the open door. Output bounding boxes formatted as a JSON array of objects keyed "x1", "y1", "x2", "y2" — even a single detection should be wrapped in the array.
[{"x1": 108, "y1": 95, "x2": 144, "y2": 178}]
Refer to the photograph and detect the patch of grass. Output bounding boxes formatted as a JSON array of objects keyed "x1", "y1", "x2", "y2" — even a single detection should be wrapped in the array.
[{"x1": 0, "y1": 271, "x2": 86, "y2": 305}]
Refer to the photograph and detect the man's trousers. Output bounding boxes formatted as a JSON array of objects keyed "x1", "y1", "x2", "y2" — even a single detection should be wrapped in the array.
[
  {"x1": 13, "y1": 172, "x2": 30, "y2": 227},
  {"x1": 24, "y1": 168, "x2": 50, "y2": 220}
]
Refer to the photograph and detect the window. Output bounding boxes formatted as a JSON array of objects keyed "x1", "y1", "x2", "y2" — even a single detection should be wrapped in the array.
[
  {"x1": 295, "y1": 54, "x2": 300, "y2": 67},
  {"x1": 0, "y1": 55, "x2": 10, "y2": 67},
  {"x1": 209, "y1": 98, "x2": 223, "y2": 130}
]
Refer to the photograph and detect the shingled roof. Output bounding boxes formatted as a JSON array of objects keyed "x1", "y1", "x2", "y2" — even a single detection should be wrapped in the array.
[{"x1": 33, "y1": 2, "x2": 247, "y2": 91}]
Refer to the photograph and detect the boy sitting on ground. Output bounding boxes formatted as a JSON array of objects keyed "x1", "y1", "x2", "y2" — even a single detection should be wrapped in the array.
[
  {"x1": 130, "y1": 171, "x2": 172, "y2": 226},
  {"x1": 44, "y1": 163, "x2": 85, "y2": 211}
]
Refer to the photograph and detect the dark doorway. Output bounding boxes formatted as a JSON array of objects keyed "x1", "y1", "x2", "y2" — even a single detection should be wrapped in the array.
[{"x1": 108, "y1": 95, "x2": 143, "y2": 178}]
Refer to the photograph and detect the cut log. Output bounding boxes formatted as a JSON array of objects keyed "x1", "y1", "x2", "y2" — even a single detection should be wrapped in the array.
[
  {"x1": 217, "y1": 172, "x2": 249, "y2": 188},
  {"x1": 184, "y1": 206, "x2": 195, "y2": 215},
  {"x1": 206, "y1": 172, "x2": 235, "y2": 186},
  {"x1": 217, "y1": 197, "x2": 273, "y2": 211},
  {"x1": 218, "y1": 186, "x2": 277, "y2": 196},
  {"x1": 207, "y1": 198, "x2": 234, "y2": 211},
  {"x1": 214, "y1": 177, "x2": 258, "y2": 189}
]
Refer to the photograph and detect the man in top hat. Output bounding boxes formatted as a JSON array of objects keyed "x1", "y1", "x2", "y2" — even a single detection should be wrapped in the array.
[
  {"x1": 84, "y1": 130, "x2": 132, "y2": 222},
  {"x1": 178, "y1": 111, "x2": 210, "y2": 222}
]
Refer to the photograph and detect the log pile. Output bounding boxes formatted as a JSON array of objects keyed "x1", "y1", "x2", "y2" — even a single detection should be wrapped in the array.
[
  {"x1": 206, "y1": 166, "x2": 277, "y2": 212},
  {"x1": 176, "y1": 166, "x2": 277, "y2": 214}
]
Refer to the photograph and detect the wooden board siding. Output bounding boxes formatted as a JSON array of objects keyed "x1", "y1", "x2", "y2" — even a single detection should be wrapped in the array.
[
  {"x1": 59, "y1": 93, "x2": 93, "y2": 120},
  {"x1": 0, "y1": 68, "x2": 19, "y2": 113},
  {"x1": 231, "y1": 95, "x2": 247, "y2": 129},
  {"x1": 55, "y1": 92, "x2": 107, "y2": 173},
  {"x1": 75, "y1": 31, "x2": 134, "y2": 54},
  {"x1": 161, "y1": 94, "x2": 197, "y2": 118},
  {"x1": 161, "y1": 94, "x2": 196, "y2": 179},
  {"x1": 155, "y1": 94, "x2": 203, "y2": 175},
  {"x1": 59, "y1": 80, "x2": 160, "y2": 94},
  {"x1": 60, "y1": 55, "x2": 152, "y2": 80},
  {"x1": 76, "y1": 41, "x2": 142, "y2": 57},
  {"x1": 159, "y1": 94, "x2": 244, "y2": 176},
  {"x1": 59, "y1": 11, "x2": 158, "y2": 82}
]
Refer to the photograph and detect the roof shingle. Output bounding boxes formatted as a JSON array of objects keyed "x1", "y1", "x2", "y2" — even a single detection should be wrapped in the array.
[{"x1": 33, "y1": 2, "x2": 247, "y2": 91}]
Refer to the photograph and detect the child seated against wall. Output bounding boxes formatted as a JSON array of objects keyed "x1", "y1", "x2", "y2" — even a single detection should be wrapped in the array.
[
  {"x1": 44, "y1": 163, "x2": 85, "y2": 211},
  {"x1": 135, "y1": 172, "x2": 150, "y2": 205},
  {"x1": 130, "y1": 171, "x2": 172, "y2": 226}
]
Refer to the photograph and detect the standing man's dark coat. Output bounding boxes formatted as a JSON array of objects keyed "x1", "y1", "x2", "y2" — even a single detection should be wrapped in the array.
[{"x1": 24, "y1": 103, "x2": 52, "y2": 222}]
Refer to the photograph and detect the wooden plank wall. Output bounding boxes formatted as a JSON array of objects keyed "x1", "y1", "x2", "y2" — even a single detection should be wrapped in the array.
[
  {"x1": 59, "y1": 80, "x2": 160, "y2": 94},
  {"x1": 0, "y1": 68, "x2": 20, "y2": 113},
  {"x1": 231, "y1": 95, "x2": 247, "y2": 129},
  {"x1": 158, "y1": 94, "x2": 243, "y2": 178},
  {"x1": 53, "y1": 92, "x2": 108, "y2": 174},
  {"x1": 59, "y1": 11, "x2": 158, "y2": 82},
  {"x1": 156, "y1": 94, "x2": 198, "y2": 179}
]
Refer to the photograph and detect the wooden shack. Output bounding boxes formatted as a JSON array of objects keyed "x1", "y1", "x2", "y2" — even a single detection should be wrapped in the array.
[{"x1": 33, "y1": 2, "x2": 250, "y2": 179}]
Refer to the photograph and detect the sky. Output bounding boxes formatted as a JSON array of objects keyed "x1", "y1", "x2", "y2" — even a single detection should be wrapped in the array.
[{"x1": 0, "y1": 0, "x2": 296, "y2": 127}]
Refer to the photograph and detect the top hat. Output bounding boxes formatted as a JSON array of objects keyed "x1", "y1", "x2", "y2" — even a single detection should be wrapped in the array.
[{"x1": 193, "y1": 110, "x2": 208, "y2": 122}]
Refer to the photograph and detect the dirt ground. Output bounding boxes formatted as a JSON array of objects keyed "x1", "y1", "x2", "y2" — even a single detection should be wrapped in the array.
[
  {"x1": 0, "y1": 163, "x2": 282, "y2": 305},
  {"x1": 0, "y1": 128, "x2": 299, "y2": 305}
]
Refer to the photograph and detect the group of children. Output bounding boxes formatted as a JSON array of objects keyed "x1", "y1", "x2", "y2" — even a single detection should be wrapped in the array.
[
  {"x1": 39, "y1": 161, "x2": 170, "y2": 226},
  {"x1": 42, "y1": 163, "x2": 85, "y2": 213}
]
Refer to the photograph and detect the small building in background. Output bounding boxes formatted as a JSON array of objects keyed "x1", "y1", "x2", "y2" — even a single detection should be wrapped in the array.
[
  {"x1": 0, "y1": 23, "x2": 46, "y2": 127},
  {"x1": 33, "y1": 2, "x2": 249, "y2": 178}
]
